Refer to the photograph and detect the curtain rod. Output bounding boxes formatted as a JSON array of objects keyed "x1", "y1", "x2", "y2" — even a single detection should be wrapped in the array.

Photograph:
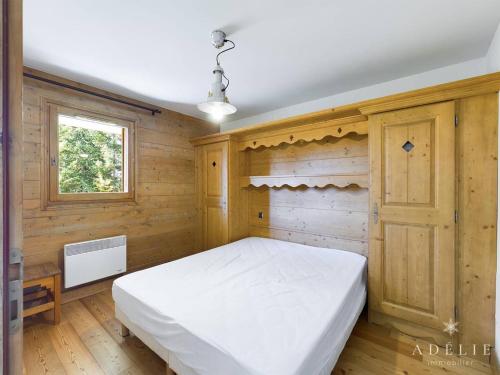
[{"x1": 23, "y1": 72, "x2": 162, "y2": 116}]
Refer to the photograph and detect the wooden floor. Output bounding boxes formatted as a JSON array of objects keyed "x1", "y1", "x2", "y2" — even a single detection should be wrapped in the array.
[{"x1": 23, "y1": 290, "x2": 493, "y2": 375}]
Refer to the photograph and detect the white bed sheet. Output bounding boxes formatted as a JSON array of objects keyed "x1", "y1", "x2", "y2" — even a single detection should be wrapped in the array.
[{"x1": 112, "y1": 237, "x2": 367, "y2": 375}]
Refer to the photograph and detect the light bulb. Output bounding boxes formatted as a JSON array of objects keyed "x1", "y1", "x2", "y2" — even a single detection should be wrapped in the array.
[{"x1": 210, "y1": 110, "x2": 225, "y2": 122}]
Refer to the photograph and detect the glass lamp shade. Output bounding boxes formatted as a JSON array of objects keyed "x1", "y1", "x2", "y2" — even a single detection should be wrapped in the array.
[
  {"x1": 198, "y1": 64, "x2": 237, "y2": 121},
  {"x1": 197, "y1": 100, "x2": 237, "y2": 121}
]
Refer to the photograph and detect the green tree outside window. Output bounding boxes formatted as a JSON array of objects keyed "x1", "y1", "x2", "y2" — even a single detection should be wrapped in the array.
[{"x1": 58, "y1": 121, "x2": 123, "y2": 193}]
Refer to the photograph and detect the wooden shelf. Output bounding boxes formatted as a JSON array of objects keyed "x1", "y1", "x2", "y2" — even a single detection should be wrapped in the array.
[
  {"x1": 240, "y1": 174, "x2": 368, "y2": 189},
  {"x1": 23, "y1": 262, "x2": 61, "y2": 324},
  {"x1": 238, "y1": 116, "x2": 368, "y2": 151}
]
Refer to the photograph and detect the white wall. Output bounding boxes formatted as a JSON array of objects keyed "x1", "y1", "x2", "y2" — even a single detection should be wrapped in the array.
[
  {"x1": 222, "y1": 57, "x2": 488, "y2": 131},
  {"x1": 488, "y1": 22, "x2": 500, "y2": 72}
]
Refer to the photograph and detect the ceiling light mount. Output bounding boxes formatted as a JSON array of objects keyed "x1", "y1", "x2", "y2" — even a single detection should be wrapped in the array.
[
  {"x1": 211, "y1": 30, "x2": 227, "y2": 49},
  {"x1": 198, "y1": 30, "x2": 237, "y2": 122}
]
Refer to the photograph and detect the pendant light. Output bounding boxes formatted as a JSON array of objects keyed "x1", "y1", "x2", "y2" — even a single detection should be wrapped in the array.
[{"x1": 197, "y1": 30, "x2": 237, "y2": 121}]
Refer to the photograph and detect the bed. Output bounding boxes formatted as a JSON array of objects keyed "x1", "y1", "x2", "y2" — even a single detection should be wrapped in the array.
[{"x1": 112, "y1": 237, "x2": 367, "y2": 375}]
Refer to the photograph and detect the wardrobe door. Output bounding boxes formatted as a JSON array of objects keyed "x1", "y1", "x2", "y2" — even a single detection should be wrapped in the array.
[
  {"x1": 202, "y1": 141, "x2": 229, "y2": 249},
  {"x1": 368, "y1": 101, "x2": 455, "y2": 331}
]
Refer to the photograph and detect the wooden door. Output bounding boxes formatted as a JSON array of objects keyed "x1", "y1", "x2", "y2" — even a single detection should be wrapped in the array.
[
  {"x1": 202, "y1": 142, "x2": 229, "y2": 249},
  {"x1": 2, "y1": 0, "x2": 24, "y2": 373},
  {"x1": 368, "y1": 101, "x2": 455, "y2": 331}
]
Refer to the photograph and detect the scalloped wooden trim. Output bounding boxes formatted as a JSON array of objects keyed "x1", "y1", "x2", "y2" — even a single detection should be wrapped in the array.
[
  {"x1": 240, "y1": 175, "x2": 368, "y2": 189},
  {"x1": 238, "y1": 118, "x2": 368, "y2": 151}
]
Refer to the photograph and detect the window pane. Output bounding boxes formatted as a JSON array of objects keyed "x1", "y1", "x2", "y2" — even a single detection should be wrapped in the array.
[{"x1": 58, "y1": 114, "x2": 126, "y2": 193}]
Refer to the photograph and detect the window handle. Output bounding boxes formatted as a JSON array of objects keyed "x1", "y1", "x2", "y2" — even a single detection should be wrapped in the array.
[{"x1": 50, "y1": 156, "x2": 57, "y2": 166}]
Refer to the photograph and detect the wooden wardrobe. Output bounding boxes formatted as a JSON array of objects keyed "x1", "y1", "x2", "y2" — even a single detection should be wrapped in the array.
[
  {"x1": 368, "y1": 101, "x2": 456, "y2": 345},
  {"x1": 191, "y1": 73, "x2": 500, "y2": 361},
  {"x1": 367, "y1": 93, "x2": 498, "y2": 352},
  {"x1": 192, "y1": 135, "x2": 246, "y2": 250}
]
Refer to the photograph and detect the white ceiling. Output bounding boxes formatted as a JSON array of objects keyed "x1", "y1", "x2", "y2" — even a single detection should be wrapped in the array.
[{"x1": 24, "y1": 0, "x2": 500, "y2": 123}]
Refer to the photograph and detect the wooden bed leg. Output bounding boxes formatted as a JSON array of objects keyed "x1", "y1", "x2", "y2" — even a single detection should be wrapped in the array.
[
  {"x1": 166, "y1": 363, "x2": 175, "y2": 375},
  {"x1": 119, "y1": 323, "x2": 130, "y2": 337}
]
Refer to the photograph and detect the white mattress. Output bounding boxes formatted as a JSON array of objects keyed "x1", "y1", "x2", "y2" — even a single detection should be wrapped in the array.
[{"x1": 112, "y1": 237, "x2": 367, "y2": 375}]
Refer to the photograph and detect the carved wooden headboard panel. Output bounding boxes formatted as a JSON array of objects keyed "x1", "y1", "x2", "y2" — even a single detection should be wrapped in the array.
[{"x1": 238, "y1": 117, "x2": 369, "y2": 256}]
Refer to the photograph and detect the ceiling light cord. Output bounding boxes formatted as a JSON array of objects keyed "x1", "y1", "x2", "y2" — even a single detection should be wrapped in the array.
[
  {"x1": 216, "y1": 39, "x2": 235, "y2": 65},
  {"x1": 216, "y1": 39, "x2": 235, "y2": 92},
  {"x1": 222, "y1": 72, "x2": 230, "y2": 92}
]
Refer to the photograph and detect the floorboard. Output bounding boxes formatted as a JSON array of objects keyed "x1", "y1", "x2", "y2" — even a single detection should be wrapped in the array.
[{"x1": 23, "y1": 291, "x2": 493, "y2": 374}]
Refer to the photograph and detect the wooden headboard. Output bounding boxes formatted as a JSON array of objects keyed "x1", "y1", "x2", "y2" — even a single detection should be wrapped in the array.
[{"x1": 237, "y1": 116, "x2": 369, "y2": 256}]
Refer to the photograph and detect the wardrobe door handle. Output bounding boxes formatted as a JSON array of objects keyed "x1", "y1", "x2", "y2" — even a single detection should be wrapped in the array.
[{"x1": 372, "y1": 203, "x2": 379, "y2": 224}]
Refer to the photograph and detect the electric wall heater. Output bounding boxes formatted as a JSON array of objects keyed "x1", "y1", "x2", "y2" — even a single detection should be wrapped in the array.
[{"x1": 64, "y1": 235, "x2": 127, "y2": 288}]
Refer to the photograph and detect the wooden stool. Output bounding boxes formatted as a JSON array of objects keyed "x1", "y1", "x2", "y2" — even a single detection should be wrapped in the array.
[{"x1": 23, "y1": 263, "x2": 61, "y2": 324}]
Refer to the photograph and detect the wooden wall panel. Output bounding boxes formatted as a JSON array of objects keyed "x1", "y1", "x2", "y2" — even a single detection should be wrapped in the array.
[
  {"x1": 248, "y1": 134, "x2": 368, "y2": 176},
  {"x1": 22, "y1": 77, "x2": 217, "y2": 297},
  {"x1": 246, "y1": 135, "x2": 369, "y2": 255},
  {"x1": 456, "y1": 93, "x2": 498, "y2": 353},
  {"x1": 249, "y1": 202, "x2": 367, "y2": 239}
]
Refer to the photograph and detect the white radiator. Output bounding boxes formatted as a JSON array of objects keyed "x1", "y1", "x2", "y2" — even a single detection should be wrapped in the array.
[{"x1": 64, "y1": 235, "x2": 127, "y2": 288}]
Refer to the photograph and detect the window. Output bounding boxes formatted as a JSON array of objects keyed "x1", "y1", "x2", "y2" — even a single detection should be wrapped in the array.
[{"x1": 46, "y1": 102, "x2": 135, "y2": 204}]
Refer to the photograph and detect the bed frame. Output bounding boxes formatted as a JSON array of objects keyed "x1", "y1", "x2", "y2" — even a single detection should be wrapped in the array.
[{"x1": 117, "y1": 307, "x2": 180, "y2": 375}]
